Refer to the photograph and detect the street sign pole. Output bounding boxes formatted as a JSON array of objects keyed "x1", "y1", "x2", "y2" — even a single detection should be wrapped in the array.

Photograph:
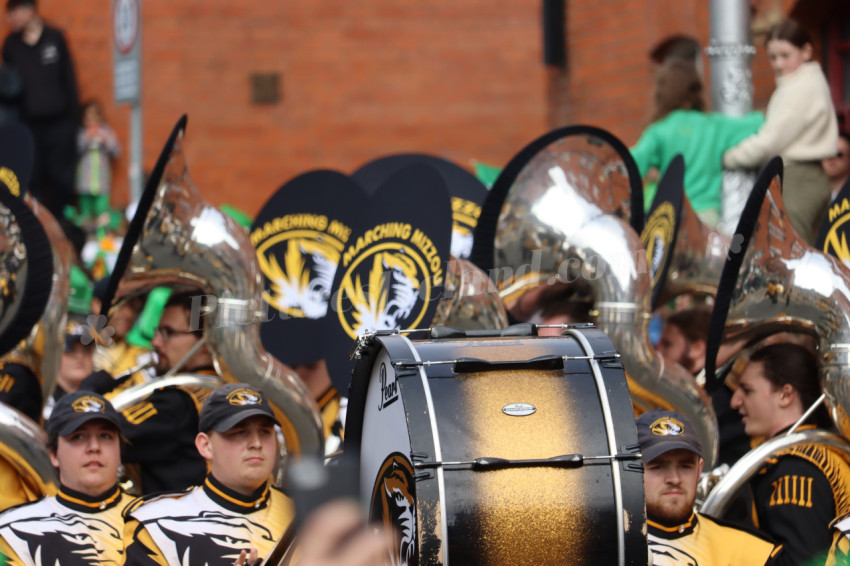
[{"x1": 112, "y1": 0, "x2": 143, "y2": 204}]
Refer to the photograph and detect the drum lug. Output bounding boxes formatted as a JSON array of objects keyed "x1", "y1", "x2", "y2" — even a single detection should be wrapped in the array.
[
  {"x1": 411, "y1": 452, "x2": 435, "y2": 480},
  {"x1": 621, "y1": 442, "x2": 643, "y2": 472}
]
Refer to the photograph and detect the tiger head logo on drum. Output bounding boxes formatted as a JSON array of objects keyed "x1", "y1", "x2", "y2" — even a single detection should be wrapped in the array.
[{"x1": 370, "y1": 453, "x2": 417, "y2": 566}]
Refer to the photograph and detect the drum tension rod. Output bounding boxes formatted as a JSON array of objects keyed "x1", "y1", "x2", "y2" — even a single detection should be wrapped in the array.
[{"x1": 414, "y1": 453, "x2": 641, "y2": 471}]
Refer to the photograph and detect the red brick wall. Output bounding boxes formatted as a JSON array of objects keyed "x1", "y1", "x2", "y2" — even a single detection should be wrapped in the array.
[{"x1": 2, "y1": 1, "x2": 803, "y2": 216}]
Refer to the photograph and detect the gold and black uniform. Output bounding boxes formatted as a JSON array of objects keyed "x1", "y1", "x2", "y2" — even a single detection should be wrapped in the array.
[
  {"x1": 123, "y1": 474, "x2": 294, "y2": 566},
  {"x1": 748, "y1": 434, "x2": 850, "y2": 565},
  {"x1": 827, "y1": 513, "x2": 850, "y2": 566},
  {"x1": 648, "y1": 511, "x2": 781, "y2": 565},
  {"x1": 0, "y1": 483, "x2": 135, "y2": 565},
  {"x1": 118, "y1": 368, "x2": 214, "y2": 495},
  {"x1": 0, "y1": 360, "x2": 41, "y2": 423}
]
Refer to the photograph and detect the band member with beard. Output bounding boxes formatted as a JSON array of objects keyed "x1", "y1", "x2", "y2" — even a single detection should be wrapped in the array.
[
  {"x1": 639, "y1": 409, "x2": 781, "y2": 565},
  {"x1": 0, "y1": 391, "x2": 134, "y2": 565},
  {"x1": 730, "y1": 344, "x2": 850, "y2": 565},
  {"x1": 123, "y1": 383, "x2": 292, "y2": 566},
  {"x1": 105, "y1": 292, "x2": 215, "y2": 495}
]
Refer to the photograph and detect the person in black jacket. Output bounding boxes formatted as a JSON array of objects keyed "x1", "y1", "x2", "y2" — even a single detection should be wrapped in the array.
[
  {"x1": 2, "y1": 0, "x2": 79, "y2": 218},
  {"x1": 730, "y1": 343, "x2": 850, "y2": 565},
  {"x1": 84, "y1": 292, "x2": 215, "y2": 496}
]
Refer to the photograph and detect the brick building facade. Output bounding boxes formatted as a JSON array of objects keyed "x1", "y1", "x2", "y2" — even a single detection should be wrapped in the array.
[{"x1": 1, "y1": 0, "x2": 844, "y2": 214}]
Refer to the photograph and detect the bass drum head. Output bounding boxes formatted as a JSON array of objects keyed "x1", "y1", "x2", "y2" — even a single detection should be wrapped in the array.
[{"x1": 346, "y1": 328, "x2": 647, "y2": 566}]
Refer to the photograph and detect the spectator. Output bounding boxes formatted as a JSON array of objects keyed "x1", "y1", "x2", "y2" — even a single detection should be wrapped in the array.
[
  {"x1": 75, "y1": 99, "x2": 120, "y2": 229},
  {"x1": 631, "y1": 59, "x2": 763, "y2": 227},
  {"x1": 2, "y1": 0, "x2": 80, "y2": 219},
  {"x1": 723, "y1": 19, "x2": 838, "y2": 245}
]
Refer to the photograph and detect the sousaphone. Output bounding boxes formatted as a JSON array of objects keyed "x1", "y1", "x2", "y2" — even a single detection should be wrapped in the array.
[
  {"x1": 101, "y1": 116, "x2": 323, "y2": 460},
  {"x1": 700, "y1": 157, "x2": 850, "y2": 516},
  {"x1": 472, "y1": 126, "x2": 719, "y2": 467},
  {"x1": 0, "y1": 122, "x2": 60, "y2": 508},
  {"x1": 641, "y1": 155, "x2": 730, "y2": 310}
]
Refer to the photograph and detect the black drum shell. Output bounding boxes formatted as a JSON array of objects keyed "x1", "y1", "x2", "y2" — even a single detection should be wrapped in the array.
[{"x1": 346, "y1": 327, "x2": 647, "y2": 566}]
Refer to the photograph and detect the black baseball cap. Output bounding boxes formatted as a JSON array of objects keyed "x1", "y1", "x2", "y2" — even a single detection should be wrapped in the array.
[
  {"x1": 636, "y1": 409, "x2": 703, "y2": 462},
  {"x1": 46, "y1": 391, "x2": 122, "y2": 437},
  {"x1": 199, "y1": 383, "x2": 279, "y2": 433},
  {"x1": 63, "y1": 318, "x2": 94, "y2": 352}
]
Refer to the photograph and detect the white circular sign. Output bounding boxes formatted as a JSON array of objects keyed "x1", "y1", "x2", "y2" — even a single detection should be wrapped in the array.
[{"x1": 113, "y1": 0, "x2": 139, "y2": 55}]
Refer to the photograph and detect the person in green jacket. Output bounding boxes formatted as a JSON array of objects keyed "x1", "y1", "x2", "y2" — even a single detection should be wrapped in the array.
[{"x1": 631, "y1": 59, "x2": 764, "y2": 227}]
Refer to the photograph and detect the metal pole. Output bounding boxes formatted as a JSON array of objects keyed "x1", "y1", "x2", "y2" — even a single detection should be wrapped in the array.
[
  {"x1": 708, "y1": 0, "x2": 757, "y2": 235},
  {"x1": 707, "y1": 0, "x2": 755, "y2": 116},
  {"x1": 130, "y1": 101, "x2": 143, "y2": 202}
]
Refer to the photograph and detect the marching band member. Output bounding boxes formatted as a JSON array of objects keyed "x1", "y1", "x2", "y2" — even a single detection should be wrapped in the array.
[
  {"x1": 828, "y1": 514, "x2": 850, "y2": 565},
  {"x1": 42, "y1": 318, "x2": 96, "y2": 420},
  {"x1": 88, "y1": 277, "x2": 153, "y2": 393},
  {"x1": 730, "y1": 344, "x2": 850, "y2": 564},
  {"x1": 111, "y1": 292, "x2": 214, "y2": 495},
  {"x1": 0, "y1": 391, "x2": 134, "y2": 565},
  {"x1": 123, "y1": 382, "x2": 293, "y2": 565},
  {"x1": 639, "y1": 409, "x2": 782, "y2": 565}
]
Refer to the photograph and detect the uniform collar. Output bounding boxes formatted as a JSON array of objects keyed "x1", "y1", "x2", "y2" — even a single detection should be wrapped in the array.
[
  {"x1": 203, "y1": 473, "x2": 270, "y2": 513},
  {"x1": 57, "y1": 483, "x2": 122, "y2": 512},
  {"x1": 647, "y1": 512, "x2": 698, "y2": 539}
]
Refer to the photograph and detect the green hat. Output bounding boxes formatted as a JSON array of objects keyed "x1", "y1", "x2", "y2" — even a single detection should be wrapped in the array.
[{"x1": 68, "y1": 265, "x2": 93, "y2": 315}]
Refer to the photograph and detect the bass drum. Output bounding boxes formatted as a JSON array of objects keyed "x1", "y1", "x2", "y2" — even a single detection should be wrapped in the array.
[{"x1": 345, "y1": 324, "x2": 647, "y2": 566}]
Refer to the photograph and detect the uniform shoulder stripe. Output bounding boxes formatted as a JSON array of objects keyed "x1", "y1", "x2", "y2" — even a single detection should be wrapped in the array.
[
  {"x1": 697, "y1": 512, "x2": 777, "y2": 544},
  {"x1": 778, "y1": 443, "x2": 850, "y2": 517},
  {"x1": 122, "y1": 487, "x2": 194, "y2": 519}
]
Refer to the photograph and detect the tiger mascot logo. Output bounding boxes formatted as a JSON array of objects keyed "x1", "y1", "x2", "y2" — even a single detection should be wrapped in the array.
[
  {"x1": 338, "y1": 245, "x2": 431, "y2": 339},
  {"x1": 370, "y1": 453, "x2": 417, "y2": 566},
  {"x1": 650, "y1": 416, "x2": 685, "y2": 436},
  {"x1": 72, "y1": 396, "x2": 106, "y2": 414},
  {"x1": 226, "y1": 388, "x2": 263, "y2": 406}
]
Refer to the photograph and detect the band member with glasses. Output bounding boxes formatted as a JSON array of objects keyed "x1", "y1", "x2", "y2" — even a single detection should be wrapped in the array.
[
  {"x1": 110, "y1": 291, "x2": 216, "y2": 495},
  {"x1": 0, "y1": 391, "x2": 135, "y2": 564}
]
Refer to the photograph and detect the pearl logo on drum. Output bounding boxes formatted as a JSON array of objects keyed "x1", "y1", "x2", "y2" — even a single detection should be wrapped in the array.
[
  {"x1": 378, "y1": 363, "x2": 399, "y2": 411},
  {"x1": 502, "y1": 403, "x2": 536, "y2": 417}
]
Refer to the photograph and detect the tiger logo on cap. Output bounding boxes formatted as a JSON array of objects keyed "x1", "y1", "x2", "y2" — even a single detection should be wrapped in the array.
[
  {"x1": 71, "y1": 396, "x2": 105, "y2": 414},
  {"x1": 226, "y1": 388, "x2": 263, "y2": 406},
  {"x1": 650, "y1": 416, "x2": 685, "y2": 436}
]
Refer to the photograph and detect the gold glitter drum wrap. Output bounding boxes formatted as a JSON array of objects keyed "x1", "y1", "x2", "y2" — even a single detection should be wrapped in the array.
[{"x1": 346, "y1": 324, "x2": 647, "y2": 566}]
